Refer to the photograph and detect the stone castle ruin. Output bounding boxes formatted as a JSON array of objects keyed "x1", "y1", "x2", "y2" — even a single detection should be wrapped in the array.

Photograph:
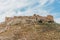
[{"x1": 5, "y1": 14, "x2": 54, "y2": 25}]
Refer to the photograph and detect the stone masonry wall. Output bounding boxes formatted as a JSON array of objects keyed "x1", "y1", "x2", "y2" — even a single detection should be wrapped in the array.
[{"x1": 5, "y1": 14, "x2": 54, "y2": 25}]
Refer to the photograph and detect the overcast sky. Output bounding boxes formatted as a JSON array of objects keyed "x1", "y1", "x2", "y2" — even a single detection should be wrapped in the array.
[{"x1": 0, "y1": 0, "x2": 60, "y2": 23}]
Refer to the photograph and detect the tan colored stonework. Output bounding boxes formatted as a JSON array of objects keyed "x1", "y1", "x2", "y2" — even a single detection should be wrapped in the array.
[{"x1": 5, "y1": 14, "x2": 54, "y2": 25}]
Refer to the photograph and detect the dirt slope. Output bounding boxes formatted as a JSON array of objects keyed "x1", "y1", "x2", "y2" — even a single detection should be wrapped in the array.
[{"x1": 0, "y1": 20, "x2": 60, "y2": 40}]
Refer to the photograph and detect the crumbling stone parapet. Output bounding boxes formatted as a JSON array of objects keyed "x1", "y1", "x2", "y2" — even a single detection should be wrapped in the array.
[{"x1": 5, "y1": 14, "x2": 54, "y2": 25}]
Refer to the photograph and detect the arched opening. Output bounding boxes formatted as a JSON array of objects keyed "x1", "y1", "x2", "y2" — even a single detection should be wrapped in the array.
[
  {"x1": 48, "y1": 21, "x2": 53, "y2": 23},
  {"x1": 38, "y1": 20, "x2": 43, "y2": 23}
]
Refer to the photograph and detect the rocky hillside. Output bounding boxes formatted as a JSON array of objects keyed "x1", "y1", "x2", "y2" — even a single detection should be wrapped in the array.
[{"x1": 0, "y1": 15, "x2": 60, "y2": 40}]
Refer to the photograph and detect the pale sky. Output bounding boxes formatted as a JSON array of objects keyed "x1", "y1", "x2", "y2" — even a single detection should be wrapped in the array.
[{"x1": 0, "y1": 0, "x2": 60, "y2": 24}]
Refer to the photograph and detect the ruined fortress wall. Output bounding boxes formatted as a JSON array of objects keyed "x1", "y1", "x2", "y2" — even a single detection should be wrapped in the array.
[
  {"x1": 5, "y1": 14, "x2": 54, "y2": 24},
  {"x1": 46, "y1": 15, "x2": 54, "y2": 21}
]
